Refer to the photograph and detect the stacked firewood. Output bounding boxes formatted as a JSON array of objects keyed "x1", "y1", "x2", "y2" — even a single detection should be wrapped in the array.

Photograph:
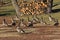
[{"x1": 19, "y1": 1, "x2": 48, "y2": 15}]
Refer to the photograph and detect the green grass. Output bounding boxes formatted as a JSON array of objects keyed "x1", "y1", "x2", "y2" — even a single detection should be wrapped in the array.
[
  {"x1": 53, "y1": 0, "x2": 60, "y2": 5},
  {"x1": 0, "y1": 5, "x2": 16, "y2": 16}
]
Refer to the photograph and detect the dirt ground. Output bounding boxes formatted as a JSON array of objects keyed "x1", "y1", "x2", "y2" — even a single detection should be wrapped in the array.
[
  {"x1": 0, "y1": 27, "x2": 60, "y2": 40},
  {"x1": 0, "y1": 16, "x2": 60, "y2": 40}
]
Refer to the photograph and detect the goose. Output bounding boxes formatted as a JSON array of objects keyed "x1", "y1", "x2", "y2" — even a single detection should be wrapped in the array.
[
  {"x1": 20, "y1": 18, "x2": 26, "y2": 27},
  {"x1": 7, "y1": 18, "x2": 16, "y2": 27},
  {"x1": 27, "y1": 21, "x2": 33, "y2": 27},
  {"x1": 27, "y1": 17, "x2": 33, "y2": 27},
  {"x1": 54, "y1": 19, "x2": 59, "y2": 26},
  {"x1": 35, "y1": 15, "x2": 40, "y2": 23},
  {"x1": 40, "y1": 20, "x2": 47, "y2": 25},
  {"x1": 32, "y1": 15, "x2": 39, "y2": 23},
  {"x1": 32, "y1": 18, "x2": 37, "y2": 24},
  {"x1": 48, "y1": 15, "x2": 58, "y2": 22},
  {"x1": 48, "y1": 15, "x2": 55, "y2": 22},
  {"x1": 40, "y1": 17, "x2": 47, "y2": 25},
  {"x1": 48, "y1": 15, "x2": 53, "y2": 21},
  {"x1": 1, "y1": 19, "x2": 7, "y2": 26},
  {"x1": 16, "y1": 27, "x2": 25, "y2": 33},
  {"x1": 11, "y1": 20, "x2": 16, "y2": 26}
]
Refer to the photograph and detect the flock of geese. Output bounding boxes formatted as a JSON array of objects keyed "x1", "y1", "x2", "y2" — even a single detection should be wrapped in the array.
[{"x1": 0, "y1": 15, "x2": 59, "y2": 33}]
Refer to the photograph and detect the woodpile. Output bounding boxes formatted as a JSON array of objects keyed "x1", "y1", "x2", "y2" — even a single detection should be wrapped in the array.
[{"x1": 19, "y1": 0, "x2": 48, "y2": 15}]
